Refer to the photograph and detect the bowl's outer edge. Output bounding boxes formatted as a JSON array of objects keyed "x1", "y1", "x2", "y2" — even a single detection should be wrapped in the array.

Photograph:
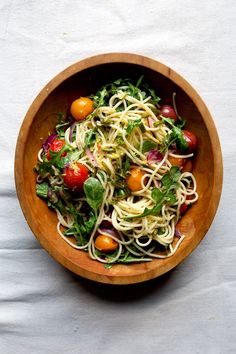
[{"x1": 15, "y1": 53, "x2": 223, "y2": 284}]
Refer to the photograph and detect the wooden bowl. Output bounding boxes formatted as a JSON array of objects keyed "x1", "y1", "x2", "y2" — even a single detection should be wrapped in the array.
[{"x1": 15, "y1": 53, "x2": 223, "y2": 284}]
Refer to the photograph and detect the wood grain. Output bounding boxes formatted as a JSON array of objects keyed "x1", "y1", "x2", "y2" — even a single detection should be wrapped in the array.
[{"x1": 14, "y1": 53, "x2": 223, "y2": 284}]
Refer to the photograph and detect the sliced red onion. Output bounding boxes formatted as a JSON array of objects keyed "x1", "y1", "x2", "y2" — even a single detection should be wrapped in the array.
[
  {"x1": 59, "y1": 189, "x2": 66, "y2": 199},
  {"x1": 86, "y1": 148, "x2": 97, "y2": 167},
  {"x1": 69, "y1": 122, "x2": 76, "y2": 143},
  {"x1": 147, "y1": 149, "x2": 163, "y2": 164},
  {"x1": 174, "y1": 228, "x2": 183, "y2": 239},
  {"x1": 36, "y1": 175, "x2": 44, "y2": 183},
  {"x1": 153, "y1": 179, "x2": 161, "y2": 188},
  {"x1": 170, "y1": 143, "x2": 177, "y2": 153},
  {"x1": 42, "y1": 133, "x2": 57, "y2": 151},
  {"x1": 147, "y1": 117, "x2": 154, "y2": 128},
  {"x1": 47, "y1": 189, "x2": 58, "y2": 203},
  {"x1": 47, "y1": 189, "x2": 52, "y2": 199},
  {"x1": 99, "y1": 228, "x2": 117, "y2": 237}
]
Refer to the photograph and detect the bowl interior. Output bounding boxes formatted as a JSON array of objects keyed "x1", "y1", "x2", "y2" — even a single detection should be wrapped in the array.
[{"x1": 15, "y1": 57, "x2": 222, "y2": 284}]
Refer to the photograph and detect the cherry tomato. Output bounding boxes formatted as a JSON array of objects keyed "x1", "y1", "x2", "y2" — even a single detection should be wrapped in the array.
[
  {"x1": 46, "y1": 138, "x2": 66, "y2": 160},
  {"x1": 94, "y1": 234, "x2": 118, "y2": 253},
  {"x1": 182, "y1": 159, "x2": 193, "y2": 173},
  {"x1": 160, "y1": 105, "x2": 178, "y2": 122},
  {"x1": 126, "y1": 168, "x2": 146, "y2": 192},
  {"x1": 168, "y1": 155, "x2": 186, "y2": 168},
  {"x1": 180, "y1": 195, "x2": 193, "y2": 215},
  {"x1": 179, "y1": 203, "x2": 188, "y2": 215},
  {"x1": 63, "y1": 162, "x2": 89, "y2": 191},
  {"x1": 182, "y1": 130, "x2": 197, "y2": 153},
  {"x1": 70, "y1": 97, "x2": 94, "y2": 121}
]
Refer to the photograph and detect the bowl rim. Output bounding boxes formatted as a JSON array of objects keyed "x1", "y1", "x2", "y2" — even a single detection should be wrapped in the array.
[{"x1": 15, "y1": 53, "x2": 223, "y2": 284}]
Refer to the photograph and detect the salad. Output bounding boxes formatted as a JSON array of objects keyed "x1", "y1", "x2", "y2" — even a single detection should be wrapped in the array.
[{"x1": 35, "y1": 77, "x2": 198, "y2": 266}]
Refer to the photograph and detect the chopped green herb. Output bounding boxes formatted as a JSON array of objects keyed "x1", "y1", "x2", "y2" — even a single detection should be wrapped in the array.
[
  {"x1": 85, "y1": 129, "x2": 97, "y2": 148},
  {"x1": 142, "y1": 140, "x2": 158, "y2": 153},
  {"x1": 160, "y1": 117, "x2": 188, "y2": 152},
  {"x1": 36, "y1": 182, "x2": 49, "y2": 198},
  {"x1": 126, "y1": 118, "x2": 142, "y2": 135}
]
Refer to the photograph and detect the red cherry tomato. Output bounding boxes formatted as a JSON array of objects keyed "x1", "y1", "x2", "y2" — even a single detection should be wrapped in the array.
[
  {"x1": 160, "y1": 105, "x2": 178, "y2": 122},
  {"x1": 63, "y1": 162, "x2": 89, "y2": 191},
  {"x1": 179, "y1": 203, "x2": 188, "y2": 215},
  {"x1": 182, "y1": 130, "x2": 197, "y2": 153},
  {"x1": 180, "y1": 195, "x2": 194, "y2": 215},
  {"x1": 46, "y1": 138, "x2": 66, "y2": 160}
]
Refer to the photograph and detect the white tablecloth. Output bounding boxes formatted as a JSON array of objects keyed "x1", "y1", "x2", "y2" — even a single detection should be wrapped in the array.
[{"x1": 1, "y1": 1, "x2": 235, "y2": 353}]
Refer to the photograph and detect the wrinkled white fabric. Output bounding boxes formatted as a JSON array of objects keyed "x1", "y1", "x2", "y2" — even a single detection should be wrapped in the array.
[{"x1": 0, "y1": 0, "x2": 235, "y2": 353}]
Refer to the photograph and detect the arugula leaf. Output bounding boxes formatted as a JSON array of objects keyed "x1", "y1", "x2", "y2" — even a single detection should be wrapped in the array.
[
  {"x1": 151, "y1": 188, "x2": 164, "y2": 203},
  {"x1": 55, "y1": 113, "x2": 70, "y2": 138},
  {"x1": 160, "y1": 117, "x2": 188, "y2": 152},
  {"x1": 174, "y1": 127, "x2": 188, "y2": 151},
  {"x1": 142, "y1": 140, "x2": 158, "y2": 153},
  {"x1": 162, "y1": 166, "x2": 180, "y2": 189},
  {"x1": 36, "y1": 183, "x2": 49, "y2": 198},
  {"x1": 123, "y1": 156, "x2": 131, "y2": 174},
  {"x1": 36, "y1": 160, "x2": 54, "y2": 177},
  {"x1": 104, "y1": 263, "x2": 113, "y2": 269},
  {"x1": 83, "y1": 177, "x2": 104, "y2": 216},
  {"x1": 126, "y1": 118, "x2": 143, "y2": 135},
  {"x1": 66, "y1": 150, "x2": 82, "y2": 162},
  {"x1": 44, "y1": 145, "x2": 71, "y2": 170},
  {"x1": 169, "y1": 165, "x2": 181, "y2": 181},
  {"x1": 127, "y1": 167, "x2": 180, "y2": 219},
  {"x1": 64, "y1": 211, "x2": 96, "y2": 246},
  {"x1": 92, "y1": 77, "x2": 160, "y2": 110},
  {"x1": 84, "y1": 129, "x2": 97, "y2": 148},
  {"x1": 84, "y1": 212, "x2": 97, "y2": 233}
]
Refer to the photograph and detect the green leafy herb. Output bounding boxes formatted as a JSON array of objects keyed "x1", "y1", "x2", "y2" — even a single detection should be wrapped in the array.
[
  {"x1": 36, "y1": 182, "x2": 49, "y2": 198},
  {"x1": 160, "y1": 117, "x2": 188, "y2": 152},
  {"x1": 91, "y1": 77, "x2": 160, "y2": 110},
  {"x1": 55, "y1": 113, "x2": 70, "y2": 138},
  {"x1": 104, "y1": 263, "x2": 113, "y2": 269},
  {"x1": 84, "y1": 129, "x2": 97, "y2": 148},
  {"x1": 123, "y1": 156, "x2": 131, "y2": 174},
  {"x1": 126, "y1": 118, "x2": 143, "y2": 135},
  {"x1": 83, "y1": 177, "x2": 104, "y2": 216},
  {"x1": 64, "y1": 211, "x2": 97, "y2": 245},
  {"x1": 115, "y1": 134, "x2": 124, "y2": 145},
  {"x1": 127, "y1": 166, "x2": 180, "y2": 219},
  {"x1": 142, "y1": 140, "x2": 158, "y2": 153}
]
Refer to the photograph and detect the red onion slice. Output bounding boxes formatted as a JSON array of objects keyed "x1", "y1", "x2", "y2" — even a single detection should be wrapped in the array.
[
  {"x1": 69, "y1": 122, "x2": 76, "y2": 143},
  {"x1": 42, "y1": 133, "x2": 57, "y2": 151},
  {"x1": 147, "y1": 149, "x2": 163, "y2": 164},
  {"x1": 99, "y1": 228, "x2": 117, "y2": 237},
  {"x1": 147, "y1": 117, "x2": 154, "y2": 128},
  {"x1": 174, "y1": 228, "x2": 183, "y2": 239},
  {"x1": 86, "y1": 148, "x2": 97, "y2": 167}
]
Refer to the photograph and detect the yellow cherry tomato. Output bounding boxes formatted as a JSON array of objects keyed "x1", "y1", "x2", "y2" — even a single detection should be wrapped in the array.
[
  {"x1": 126, "y1": 168, "x2": 146, "y2": 192},
  {"x1": 94, "y1": 235, "x2": 118, "y2": 253},
  {"x1": 168, "y1": 155, "x2": 186, "y2": 168},
  {"x1": 70, "y1": 97, "x2": 94, "y2": 121}
]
